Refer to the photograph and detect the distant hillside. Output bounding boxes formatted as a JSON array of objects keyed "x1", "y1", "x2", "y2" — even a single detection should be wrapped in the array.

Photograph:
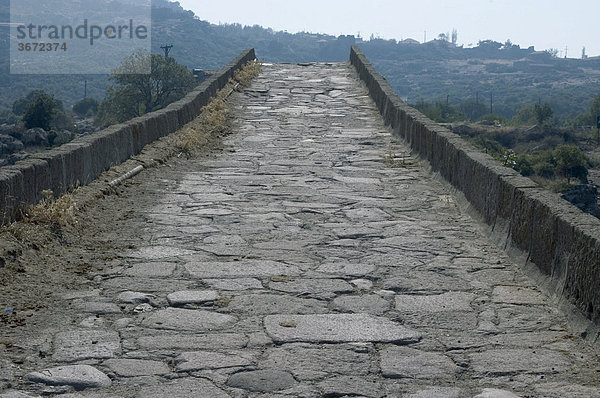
[
  {"x1": 360, "y1": 39, "x2": 600, "y2": 121},
  {"x1": 1, "y1": 0, "x2": 599, "y2": 123},
  {"x1": 0, "y1": 0, "x2": 352, "y2": 112},
  {"x1": 149, "y1": 0, "x2": 354, "y2": 67}
]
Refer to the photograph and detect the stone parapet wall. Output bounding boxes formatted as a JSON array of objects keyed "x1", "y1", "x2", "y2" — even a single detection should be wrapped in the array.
[
  {"x1": 350, "y1": 45, "x2": 600, "y2": 327},
  {"x1": 0, "y1": 48, "x2": 256, "y2": 223}
]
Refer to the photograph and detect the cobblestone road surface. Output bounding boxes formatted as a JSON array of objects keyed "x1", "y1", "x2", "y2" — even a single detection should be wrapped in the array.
[{"x1": 2, "y1": 63, "x2": 600, "y2": 397}]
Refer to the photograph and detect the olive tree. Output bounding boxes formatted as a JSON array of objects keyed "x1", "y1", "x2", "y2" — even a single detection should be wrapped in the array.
[
  {"x1": 96, "y1": 51, "x2": 197, "y2": 126},
  {"x1": 554, "y1": 145, "x2": 588, "y2": 184},
  {"x1": 22, "y1": 92, "x2": 60, "y2": 130}
]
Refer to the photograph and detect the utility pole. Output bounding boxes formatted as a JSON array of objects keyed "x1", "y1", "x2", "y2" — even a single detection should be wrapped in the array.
[
  {"x1": 490, "y1": 92, "x2": 493, "y2": 114},
  {"x1": 84, "y1": 80, "x2": 87, "y2": 98},
  {"x1": 160, "y1": 44, "x2": 173, "y2": 58},
  {"x1": 424, "y1": 30, "x2": 427, "y2": 43}
]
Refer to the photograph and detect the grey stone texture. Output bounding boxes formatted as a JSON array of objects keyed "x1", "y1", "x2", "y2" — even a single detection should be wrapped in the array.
[
  {"x1": 185, "y1": 260, "x2": 301, "y2": 278},
  {"x1": 25, "y1": 365, "x2": 111, "y2": 389},
  {"x1": 264, "y1": 314, "x2": 421, "y2": 344},
  {"x1": 166, "y1": 290, "x2": 218, "y2": 307},
  {"x1": 102, "y1": 359, "x2": 170, "y2": 377},
  {"x1": 137, "y1": 378, "x2": 230, "y2": 398},
  {"x1": 469, "y1": 349, "x2": 571, "y2": 376},
  {"x1": 3, "y1": 61, "x2": 599, "y2": 397},
  {"x1": 226, "y1": 370, "x2": 296, "y2": 392},
  {"x1": 52, "y1": 330, "x2": 120, "y2": 362},
  {"x1": 473, "y1": 389, "x2": 522, "y2": 398},
  {"x1": 116, "y1": 291, "x2": 153, "y2": 304},
  {"x1": 175, "y1": 351, "x2": 253, "y2": 372},
  {"x1": 0, "y1": 393, "x2": 41, "y2": 398},
  {"x1": 380, "y1": 346, "x2": 460, "y2": 380},
  {"x1": 404, "y1": 387, "x2": 461, "y2": 398},
  {"x1": 141, "y1": 308, "x2": 237, "y2": 331}
]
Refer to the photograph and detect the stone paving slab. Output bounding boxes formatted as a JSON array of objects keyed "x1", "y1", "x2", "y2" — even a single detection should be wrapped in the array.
[
  {"x1": 102, "y1": 359, "x2": 170, "y2": 377},
  {"x1": 25, "y1": 365, "x2": 111, "y2": 389},
  {"x1": 184, "y1": 260, "x2": 302, "y2": 278},
  {"x1": 52, "y1": 330, "x2": 121, "y2": 363},
  {"x1": 395, "y1": 292, "x2": 477, "y2": 313},
  {"x1": 469, "y1": 348, "x2": 572, "y2": 376},
  {"x1": 174, "y1": 351, "x2": 254, "y2": 372},
  {"x1": 140, "y1": 308, "x2": 237, "y2": 331},
  {"x1": 264, "y1": 314, "x2": 422, "y2": 344},
  {"x1": 227, "y1": 370, "x2": 297, "y2": 392},
  {"x1": 4, "y1": 62, "x2": 600, "y2": 397},
  {"x1": 136, "y1": 333, "x2": 248, "y2": 351},
  {"x1": 380, "y1": 346, "x2": 460, "y2": 380},
  {"x1": 137, "y1": 378, "x2": 230, "y2": 398}
]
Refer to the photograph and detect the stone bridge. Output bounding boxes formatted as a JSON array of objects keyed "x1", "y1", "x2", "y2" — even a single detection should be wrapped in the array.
[{"x1": 0, "y1": 49, "x2": 599, "y2": 397}]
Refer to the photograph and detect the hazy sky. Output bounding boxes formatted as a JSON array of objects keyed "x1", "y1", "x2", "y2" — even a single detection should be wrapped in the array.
[{"x1": 178, "y1": 0, "x2": 600, "y2": 57}]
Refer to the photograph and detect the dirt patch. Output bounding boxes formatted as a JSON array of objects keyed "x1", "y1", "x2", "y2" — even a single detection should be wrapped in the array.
[{"x1": 0, "y1": 61, "x2": 261, "y2": 370}]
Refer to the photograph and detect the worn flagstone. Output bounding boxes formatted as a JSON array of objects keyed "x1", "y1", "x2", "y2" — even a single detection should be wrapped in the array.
[
  {"x1": 25, "y1": 365, "x2": 111, "y2": 389},
  {"x1": 264, "y1": 314, "x2": 422, "y2": 344}
]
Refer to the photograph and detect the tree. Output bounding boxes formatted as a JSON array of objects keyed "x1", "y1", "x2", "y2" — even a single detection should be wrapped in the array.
[
  {"x1": 451, "y1": 29, "x2": 457, "y2": 45},
  {"x1": 13, "y1": 90, "x2": 46, "y2": 115},
  {"x1": 589, "y1": 94, "x2": 600, "y2": 123},
  {"x1": 459, "y1": 101, "x2": 487, "y2": 121},
  {"x1": 574, "y1": 94, "x2": 600, "y2": 126},
  {"x1": 22, "y1": 92, "x2": 60, "y2": 130},
  {"x1": 514, "y1": 155, "x2": 534, "y2": 176},
  {"x1": 72, "y1": 98, "x2": 99, "y2": 117},
  {"x1": 534, "y1": 102, "x2": 553, "y2": 124},
  {"x1": 477, "y1": 40, "x2": 502, "y2": 50},
  {"x1": 554, "y1": 145, "x2": 588, "y2": 183},
  {"x1": 95, "y1": 51, "x2": 197, "y2": 126},
  {"x1": 534, "y1": 162, "x2": 555, "y2": 179},
  {"x1": 412, "y1": 99, "x2": 465, "y2": 123},
  {"x1": 513, "y1": 104, "x2": 536, "y2": 125},
  {"x1": 13, "y1": 90, "x2": 63, "y2": 116}
]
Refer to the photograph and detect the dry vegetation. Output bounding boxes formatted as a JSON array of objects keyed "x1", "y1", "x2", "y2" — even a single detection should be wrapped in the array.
[
  {"x1": 19, "y1": 190, "x2": 77, "y2": 227},
  {"x1": 173, "y1": 60, "x2": 262, "y2": 155}
]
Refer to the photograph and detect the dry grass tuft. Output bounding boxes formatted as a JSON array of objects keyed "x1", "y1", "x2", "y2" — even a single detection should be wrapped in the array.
[
  {"x1": 234, "y1": 60, "x2": 262, "y2": 87},
  {"x1": 383, "y1": 145, "x2": 415, "y2": 168},
  {"x1": 20, "y1": 189, "x2": 78, "y2": 226},
  {"x1": 173, "y1": 60, "x2": 262, "y2": 155},
  {"x1": 1, "y1": 189, "x2": 77, "y2": 250}
]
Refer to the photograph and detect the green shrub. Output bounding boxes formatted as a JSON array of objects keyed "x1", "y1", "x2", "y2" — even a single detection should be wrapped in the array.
[
  {"x1": 72, "y1": 98, "x2": 99, "y2": 117},
  {"x1": 514, "y1": 156, "x2": 534, "y2": 176},
  {"x1": 533, "y1": 162, "x2": 555, "y2": 179},
  {"x1": 22, "y1": 93, "x2": 59, "y2": 130},
  {"x1": 553, "y1": 144, "x2": 588, "y2": 183},
  {"x1": 470, "y1": 135, "x2": 505, "y2": 158}
]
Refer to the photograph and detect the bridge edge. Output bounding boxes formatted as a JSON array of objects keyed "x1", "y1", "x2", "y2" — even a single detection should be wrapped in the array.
[
  {"x1": 350, "y1": 45, "x2": 600, "y2": 334},
  {"x1": 0, "y1": 48, "x2": 257, "y2": 224}
]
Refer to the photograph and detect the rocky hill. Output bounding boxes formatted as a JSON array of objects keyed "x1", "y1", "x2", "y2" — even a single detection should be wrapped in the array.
[{"x1": 1, "y1": 0, "x2": 599, "y2": 123}]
